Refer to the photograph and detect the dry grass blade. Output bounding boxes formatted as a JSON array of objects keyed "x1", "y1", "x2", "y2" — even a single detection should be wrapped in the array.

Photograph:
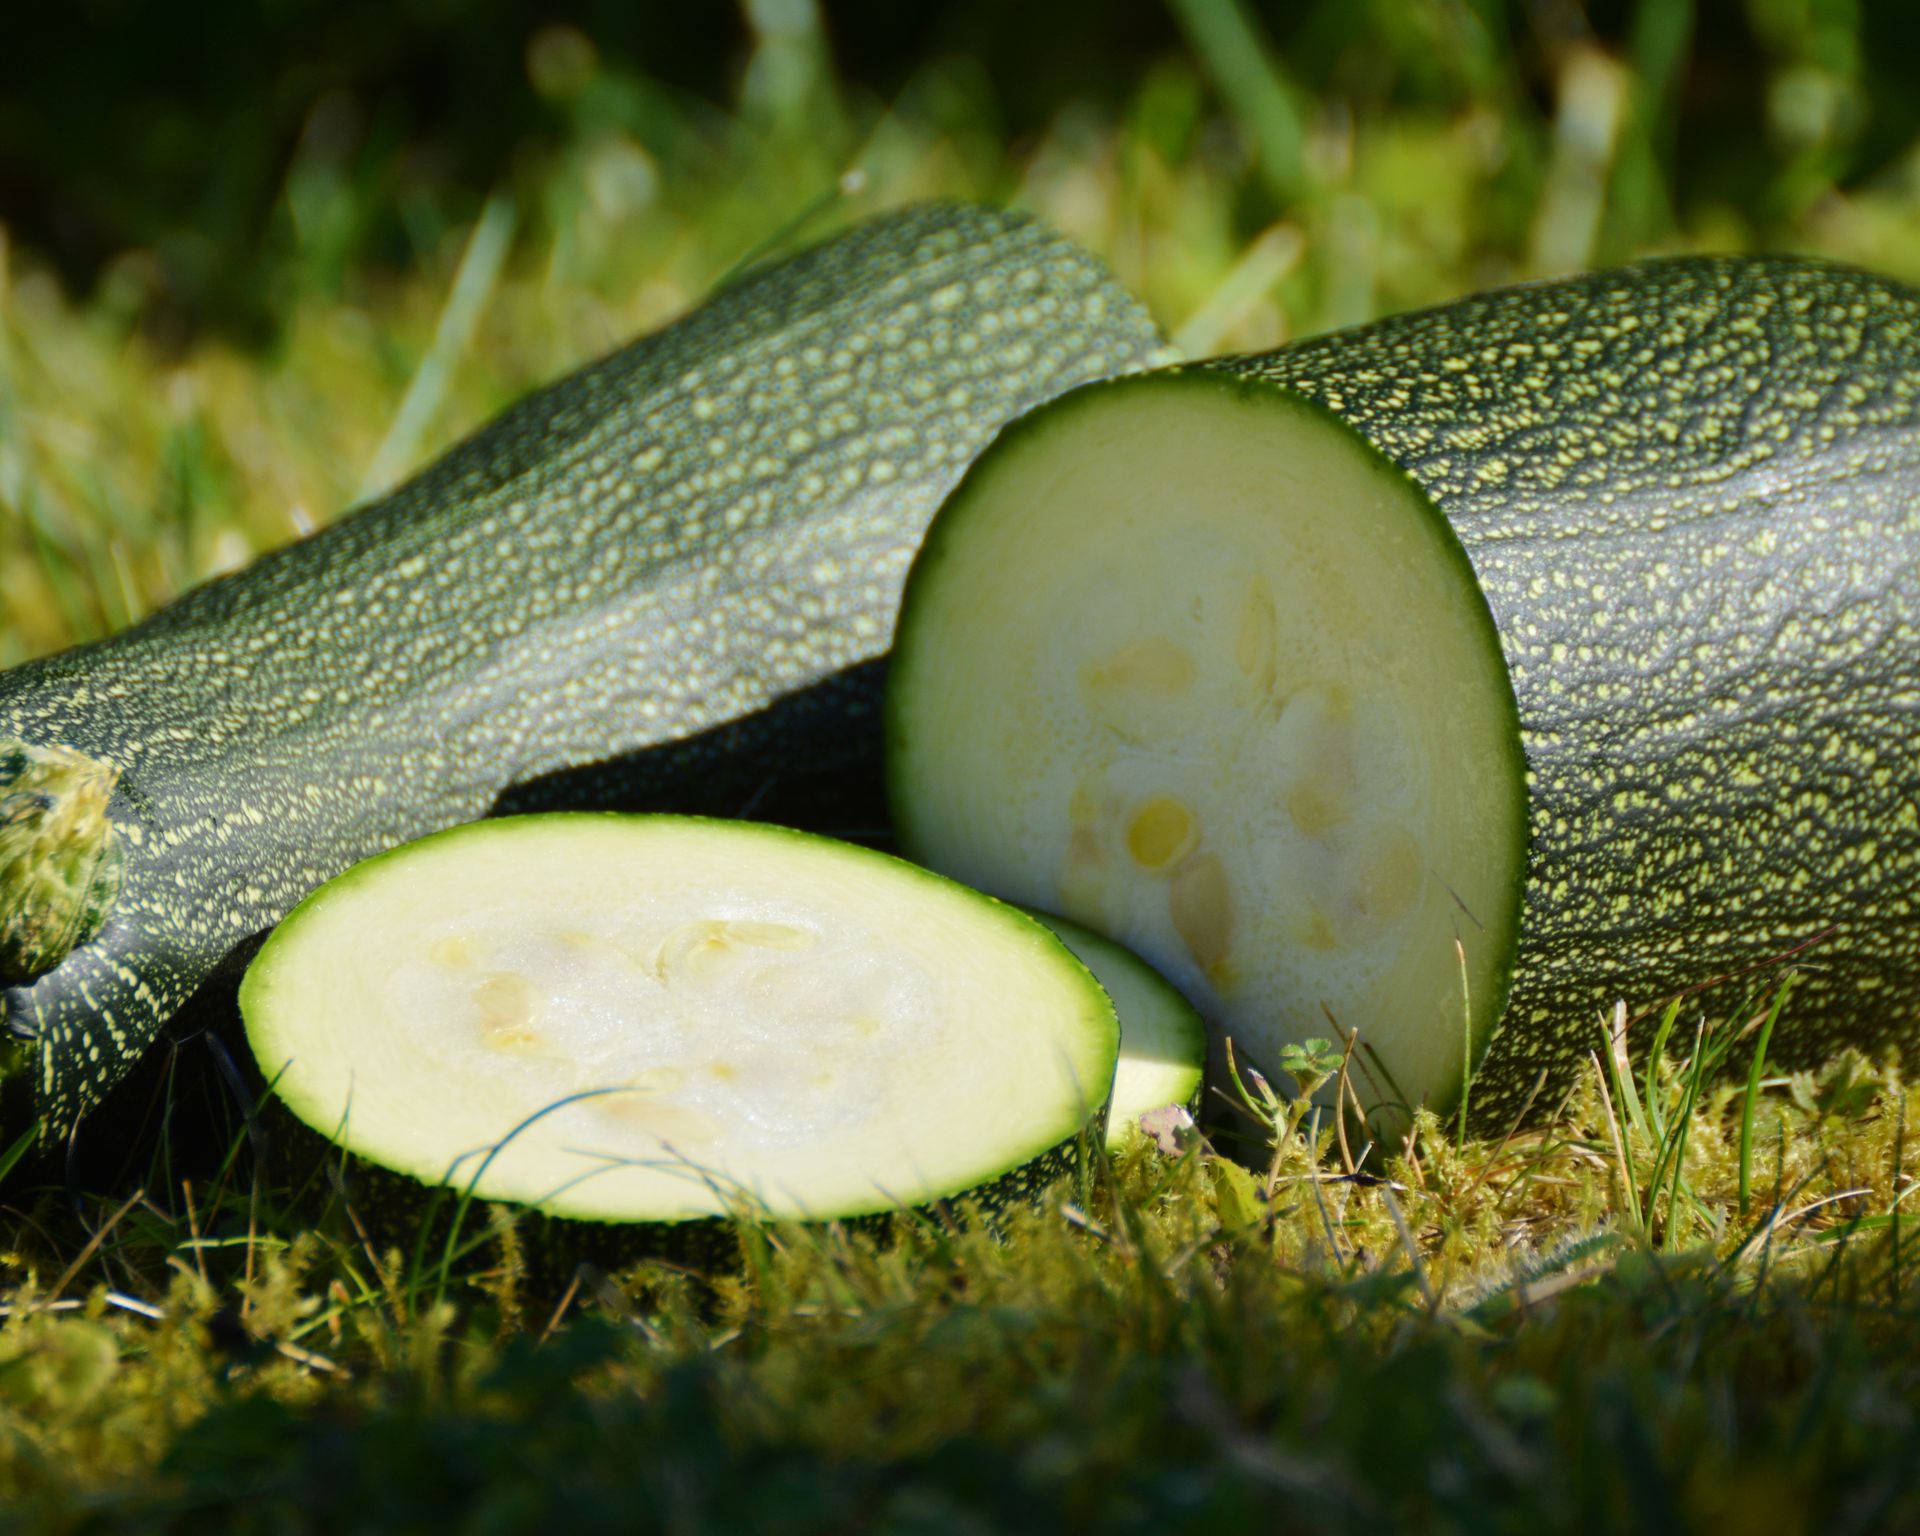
[{"x1": 45, "y1": 1187, "x2": 144, "y2": 1303}]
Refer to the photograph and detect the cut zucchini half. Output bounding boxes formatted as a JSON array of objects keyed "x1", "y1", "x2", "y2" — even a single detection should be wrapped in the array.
[
  {"x1": 1020, "y1": 907, "x2": 1205, "y2": 1148},
  {"x1": 240, "y1": 814, "x2": 1118, "y2": 1225},
  {"x1": 888, "y1": 374, "x2": 1526, "y2": 1122},
  {"x1": 894, "y1": 257, "x2": 1920, "y2": 1132}
]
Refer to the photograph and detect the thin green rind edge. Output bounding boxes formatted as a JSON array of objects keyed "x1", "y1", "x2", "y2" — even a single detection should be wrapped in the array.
[
  {"x1": 240, "y1": 811, "x2": 1119, "y2": 1229},
  {"x1": 884, "y1": 367, "x2": 1531, "y2": 1118}
]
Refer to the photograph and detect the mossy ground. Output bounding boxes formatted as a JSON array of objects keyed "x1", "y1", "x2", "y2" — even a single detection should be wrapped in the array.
[
  {"x1": 4, "y1": 6, "x2": 1920, "y2": 1529},
  {"x1": 2, "y1": 1017, "x2": 1916, "y2": 1532}
]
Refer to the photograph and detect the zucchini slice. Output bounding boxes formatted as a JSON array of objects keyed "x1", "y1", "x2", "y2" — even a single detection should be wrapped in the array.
[
  {"x1": 1021, "y1": 907, "x2": 1205, "y2": 1148},
  {"x1": 888, "y1": 257, "x2": 1920, "y2": 1129},
  {"x1": 240, "y1": 815, "x2": 1118, "y2": 1224}
]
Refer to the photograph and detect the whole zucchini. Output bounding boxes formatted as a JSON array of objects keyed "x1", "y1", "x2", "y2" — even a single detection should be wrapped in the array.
[
  {"x1": 0, "y1": 203, "x2": 1171, "y2": 1140},
  {"x1": 886, "y1": 255, "x2": 1920, "y2": 1132}
]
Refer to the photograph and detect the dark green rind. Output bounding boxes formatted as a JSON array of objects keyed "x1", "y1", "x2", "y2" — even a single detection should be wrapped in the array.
[
  {"x1": 1219, "y1": 256, "x2": 1920, "y2": 1129},
  {"x1": 0, "y1": 203, "x2": 1172, "y2": 1140},
  {"x1": 262, "y1": 1093, "x2": 1096, "y2": 1292}
]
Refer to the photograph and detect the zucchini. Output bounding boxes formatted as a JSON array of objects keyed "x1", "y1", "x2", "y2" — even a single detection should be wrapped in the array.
[
  {"x1": 1021, "y1": 907, "x2": 1205, "y2": 1149},
  {"x1": 886, "y1": 256, "x2": 1920, "y2": 1131},
  {"x1": 0, "y1": 204, "x2": 1169, "y2": 1141},
  {"x1": 241, "y1": 814, "x2": 1118, "y2": 1228}
]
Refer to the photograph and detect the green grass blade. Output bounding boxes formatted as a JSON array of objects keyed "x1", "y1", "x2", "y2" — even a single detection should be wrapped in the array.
[
  {"x1": 0, "y1": 1117, "x2": 38, "y2": 1185},
  {"x1": 1601, "y1": 1003, "x2": 1656, "y2": 1152},
  {"x1": 1593, "y1": 1039, "x2": 1644, "y2": 1233},
  {"x1": 1455, "y1": 938, "x2": 1473, "y2": 1146},
  {"x1": 1609, "y1": 0, "x2": 1694, "y2": 245},
  {"x1": 706, "y1": 170, "x2": 867, "y2": 295},
  {"x1": 1643, "y1": 995, "x2": 1683, "y2": 1140},
  {"x1": 1654, "y1": 1020, "x2": 1711, "y2": 1250},
  {"x1": 357, "y1": 190, "x2": 517, "y2": 501},
  {"x1": 1738, "y1": 975, "x2": 1795, "y2": 1217},
  {"x1": 1164, "y1": 0, "x2": 1307, "y2": 205}
]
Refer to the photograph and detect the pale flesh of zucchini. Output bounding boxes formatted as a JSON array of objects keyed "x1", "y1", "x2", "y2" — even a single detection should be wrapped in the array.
[
  {"x1": 889, "y1": 377, "x2": 1525, "y2": 1122},
  {"x1": 241, "y1": 815, "x2": 1117, "y2": 1223},
  {"x1": 1021, "y1": 907, "x2": 1205, "y2": 1147}
]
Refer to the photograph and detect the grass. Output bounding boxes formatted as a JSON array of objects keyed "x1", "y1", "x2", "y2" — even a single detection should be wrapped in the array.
[
  {"x1": 2, "y1": 996, "x2": 1917, "y2": 1531},
  {"x1": 4, "y1": 2, "x2": 1920, "y2": 1528}
]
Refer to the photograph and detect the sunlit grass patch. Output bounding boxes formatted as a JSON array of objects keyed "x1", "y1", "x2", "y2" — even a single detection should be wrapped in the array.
[{"x1": 0, "y1": 974, "x2": 1913, "y2": 1527}]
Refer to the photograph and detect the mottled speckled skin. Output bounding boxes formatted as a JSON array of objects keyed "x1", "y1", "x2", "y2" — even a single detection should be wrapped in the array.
[
  {"x1": 1226, "y1": 256, "x2": 1920, "y2": 1129},
  {"x1": 0, "y1": 203, "x2": 1171, "y2": 1138}
]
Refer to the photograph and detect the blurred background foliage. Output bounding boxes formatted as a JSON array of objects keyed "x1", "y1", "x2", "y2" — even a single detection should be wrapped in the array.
[{"x1": 2, "y1": 0, "x2": 1918, "y2": 664}]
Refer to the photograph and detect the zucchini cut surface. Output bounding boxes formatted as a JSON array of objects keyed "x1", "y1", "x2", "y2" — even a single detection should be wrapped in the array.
[
  {"x1": 1021, "y1": 908, "x2": 1206, "y2": 1147},
  {"x1": 889, "y1": 376, "x2": 1526, "y2": 1119},
  {"x1": 241, "y1": 815, "x2": 1117, "y2": 1224}
]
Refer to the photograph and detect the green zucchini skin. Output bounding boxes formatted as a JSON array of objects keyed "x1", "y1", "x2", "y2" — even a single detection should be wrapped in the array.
[
  {"x1": 0, "y1": 203, "x2": 1171, "y2": 1139},
  {"x1": 1221, "y1": 256, "x2": 1920, "y2": 1127}
]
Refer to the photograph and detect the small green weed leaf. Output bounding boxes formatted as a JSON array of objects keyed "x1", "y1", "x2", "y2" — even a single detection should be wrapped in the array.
[
  {"x1": 1279, "y1": 1037, "x2": 1341, "y2": 1099},
  {"x1": 1812, "y1": 1052, "x2": 1873, "y2": 1121},
  {"x1": 1788, "y1": 1050, "x2": 1882, "y2": 1124},
  {"x1": 1208, "y1": 1157, "x2": 1267, "y2": 1231}
]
